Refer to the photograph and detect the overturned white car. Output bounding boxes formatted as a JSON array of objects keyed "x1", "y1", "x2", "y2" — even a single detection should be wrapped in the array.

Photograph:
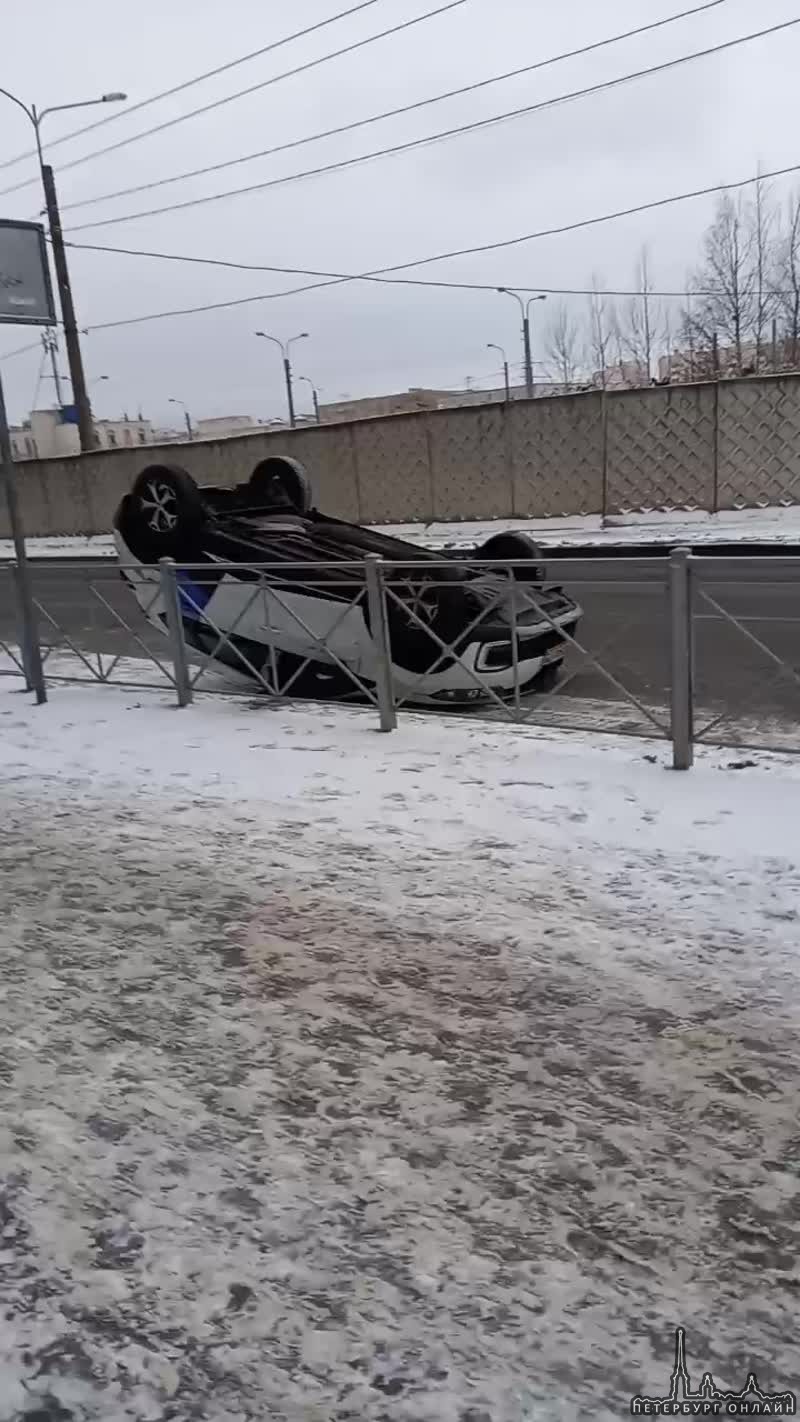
[{"x1": 113, "y1": 457, "x2": 582, "y2": 706}]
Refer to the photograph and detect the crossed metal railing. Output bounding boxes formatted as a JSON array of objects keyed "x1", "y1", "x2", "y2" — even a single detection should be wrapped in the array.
[
  {"x1": 0, "y1": 564, "x2": 25, "y2": 678},
  {"x1": 1, "y1": 550, "x2": 799, "y2": 767},
  {"x1": 688, "y1": 556, "x2": 800, "y2": 757},
  {"x1": 382, "y1": 561, "x2": 671, "y2": 736},
  {"x1": 174, "y1": 562, "x2": 385, "y2": 709}
]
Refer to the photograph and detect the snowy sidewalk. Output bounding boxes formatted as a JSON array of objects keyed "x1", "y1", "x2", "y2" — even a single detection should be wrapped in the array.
[
  {"x1": 1, "y1": 685, "x2": 799, "y2": 1420},
  {"x1": 6, "y1": 503, "x2": 800, "y2": 560}
]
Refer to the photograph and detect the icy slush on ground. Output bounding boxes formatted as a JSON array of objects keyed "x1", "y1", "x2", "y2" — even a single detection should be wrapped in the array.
[{"x1": 1, "y1": 687, "x2": 799, "y2": 1420}]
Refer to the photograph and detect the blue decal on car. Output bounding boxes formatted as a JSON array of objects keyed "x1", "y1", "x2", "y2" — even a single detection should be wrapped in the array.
[{"x1": 176, "y1": 572, "x2": 214, "y2": 620}]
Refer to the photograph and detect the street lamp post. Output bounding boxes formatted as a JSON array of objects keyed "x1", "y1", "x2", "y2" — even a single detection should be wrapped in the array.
[
  {"x1": 497, "y1": 289, "x2": 547, "y2": 400},
  {"x1": 487, "y1": 343, "x2": 510, "y2": 403},
  {"x1": 297, "y1": 375, "x2": 321, "y2": 424},
  {"x1": 0, "y1": 87, "x2": 127, "y2": 452},
  {"x1": 255, "y1": 331, "x2": 308, "y2": 428},
  {"x1": 168, "y1": 397, "x2": 193, "y2": 441}
]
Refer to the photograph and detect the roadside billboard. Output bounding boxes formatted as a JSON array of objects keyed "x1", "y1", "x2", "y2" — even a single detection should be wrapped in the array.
[{"x1": 0, "y1": 219, "x2": 56, "y2": 326}]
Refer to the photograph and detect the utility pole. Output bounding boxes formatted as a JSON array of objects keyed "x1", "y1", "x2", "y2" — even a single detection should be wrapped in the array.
[
  {"x1": 0, "y1": 371, "x2": 46, "y2": 703},
  {"x1": 522, "y1": 316, "x2": 534, "y2": 398},
  {"x1": 283, "y1": 355, "x2": 296, "y2": 428},
  {"x1": 297, "y1": 375, "x2": 321, "y2": 424},
  {"x1": 0, "y1": 217, "x2": 53, "y2": 705},
  {"x1": 497, "y1": 289, "x2": 547, "y2": 400},
  {"x1": 487, "y1": 342, "x2": 510, "y2": 402},
  {"x1": 255, "y1": 330, "x2": 308, "y2": 428},
  {"x1": 40, "y1": 162, "x2": 96, "y2": 451},
  {"x1": 0, "y1": 91, "x2": 127, "y2": 453},
  {"x1": 168, "y1": 398, "x2": 193, "y2": 440}
]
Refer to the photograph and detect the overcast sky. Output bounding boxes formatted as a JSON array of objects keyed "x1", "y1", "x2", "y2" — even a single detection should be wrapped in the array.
[{"x1": 1, "y1": 0, "x2": 798, "y2": 427}]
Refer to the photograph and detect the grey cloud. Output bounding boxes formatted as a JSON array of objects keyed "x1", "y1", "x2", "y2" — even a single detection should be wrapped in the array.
[{"x1": 2, "y1": 0, "x2": 799, "y2": 424}]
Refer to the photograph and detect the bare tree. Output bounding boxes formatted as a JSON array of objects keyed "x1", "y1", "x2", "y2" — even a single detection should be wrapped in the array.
[
  {"x1": 679, "y1": 280, "x2": 718, "y2": 380},
  {"x1": 776, "y1": 188, "x2": 800, "y2": 368},
  {"x1": 685, "y1": 192, "x2": 757, "y2": 374},
  {"x1": 663, "y1": 304, "x2": 673, "y2": 382},
  {"x1": 752, "y1": 174, "x2": 778, "y2": 370},
  {"x1": 618, "y1": 247, "x2": 659, "y2": 382},
  {"x1": 545, "y1": 300, "x2": 584, "y2": 387},
  {"x1": 588, "y1": 276, "x2": 614, "y2": 388}
]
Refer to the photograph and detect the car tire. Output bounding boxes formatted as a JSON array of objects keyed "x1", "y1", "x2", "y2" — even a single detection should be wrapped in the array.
[
  {"x1": 249, "y1": 456, "x2": 313, "y2": 514},
  {"x1": 128, "y1": 464, "x2": 205, "y2": 561},
  {"x1": 476, "y1": 531, "x2": 545, "y2": 578}
]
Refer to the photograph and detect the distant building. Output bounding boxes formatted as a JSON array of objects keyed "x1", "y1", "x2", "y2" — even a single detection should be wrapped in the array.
[
  {"x1": 319, "y1": 389, "x2": 454, "y2": 423},
  {"x1": 594, "y1": 360, "x2": 650, "y2": 390},
  {"x1": 193, "y1": 414, "x2": 262, "y2": 440},
  {"x1": 10, "y1": 408, "x2": 154, "y2": 460},
  {"x1": 318, "y1": 381, "x2": 584, "y2": 423},
  {"x1": 658, "y1": 338, "x2": 800, "y2": 384},
  {"x1": 453, "y1": 380, "x2": 583, "y2": 405},
  {"x1": 96, "y1": 415, "x2": 154, "y2": 451}
]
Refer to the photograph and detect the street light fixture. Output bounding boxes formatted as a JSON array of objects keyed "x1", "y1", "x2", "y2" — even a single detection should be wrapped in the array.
[
  {"x1": 487, "y1": 342, "x2": 510, "y2": 403},
  {"x1": 497, "y1": 289, "x2": 547, "y2": 399},
  {"x1": 0, "y1": 87, "x2": 127, "y2": 452},
  {"x1": 296, "y1": 375, "x2": 321, "y2": 424},
  {"x1": 168, "y1": 397, "x2": 194, "y2": 441},
  {"x1": 254, "y1": 331, "x2": 308, "y2": 428}
]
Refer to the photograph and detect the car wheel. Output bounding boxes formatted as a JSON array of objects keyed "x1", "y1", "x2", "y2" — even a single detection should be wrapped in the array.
[
  {"x1": 476, "y1": 531, "x2": 545, "y2": 580},
  {"x1": 128, "y1": 464, "x2": 205, "y2": 560},
  {"x1": 249, "y1": 456, "x2": 313, "y2": 514}
]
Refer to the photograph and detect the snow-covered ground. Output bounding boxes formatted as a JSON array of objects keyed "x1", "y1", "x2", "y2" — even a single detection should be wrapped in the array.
[
  {"x1": 1, "y1": 682, "x2": 799, "y2": 1419},
  {"x1": 0, "y1": 533, "x2": 118, "y2": 560},
  {"x1": 4, "y1": 645, "x2": 800, "y2": 755},
  {"x1": 4, "y1": 505, "x2": 800, "y2": 561},
  {"x1": 381, "y1": 505, "x2": 800, "y2": 550}
]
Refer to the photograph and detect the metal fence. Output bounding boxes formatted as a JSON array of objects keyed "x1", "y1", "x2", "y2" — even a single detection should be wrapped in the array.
[
  {"x1": 0, "y1": 562, "x2": 25, "y2": 680},
  {"x1": 2, "y1": 552, "x2": 799, "y2": 768}
]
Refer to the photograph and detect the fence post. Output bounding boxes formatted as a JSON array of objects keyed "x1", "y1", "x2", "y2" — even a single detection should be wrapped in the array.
[
  {"x1": 504, "y1": 402, "x2": 516, "y2": 517},
  {"x1": 425, "y1": 411, "x2": 436, "y2": 521},
  {"x1": 159, "y1": 557, "x2": 193, "y2": 707},
  {"x1": 669, "y1": 547, "x2": 693, "y2": 770},
  {"x1": 10, "y1": 562, "x2": 33, "y2": 692},
  {"x1": 711, "y1": 378, "x2": 720, "y2": 514},
  {"x1": 349, "y1": 423, "x2": 364, "y2": 523},
  {"x1": 364, "y1": 554, "x2": 397, "y2": 732},
  {"x1": 600, "y1": 387, "x2": 609, "y2": 526}
]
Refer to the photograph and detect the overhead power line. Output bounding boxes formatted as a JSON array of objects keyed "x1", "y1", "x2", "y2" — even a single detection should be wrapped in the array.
[
  {"x1": 0, "y1": 340, "x2": 41, "y2": 363},
  {"x1": 67, "y1": 160, "x2": 800, "y2": 332},
  {"x1": 0, "y1": 0, "x2": 390, "y2": 174},
  {"x1": 63, "y1": 17, "x2": 800, "y2": 233},
  {"x1": 63, "y1": 236, "x2": 755, "y2": 299},
  {"x1": 0, "y1": 0, "x2": 467, "y2": 198},
  {"x1": 58, "y1": 0, "x2": 732, "y2": 214}
]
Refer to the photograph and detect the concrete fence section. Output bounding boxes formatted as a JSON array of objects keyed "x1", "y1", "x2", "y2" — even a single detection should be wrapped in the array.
[{"x1": 6, "y1": 372, "x2": 800, "y2": 540}]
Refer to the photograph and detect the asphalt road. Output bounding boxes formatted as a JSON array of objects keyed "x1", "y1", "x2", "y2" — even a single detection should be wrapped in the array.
[{"x1": 2, "y1": 559, "x2": 799, "y2": 736}]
